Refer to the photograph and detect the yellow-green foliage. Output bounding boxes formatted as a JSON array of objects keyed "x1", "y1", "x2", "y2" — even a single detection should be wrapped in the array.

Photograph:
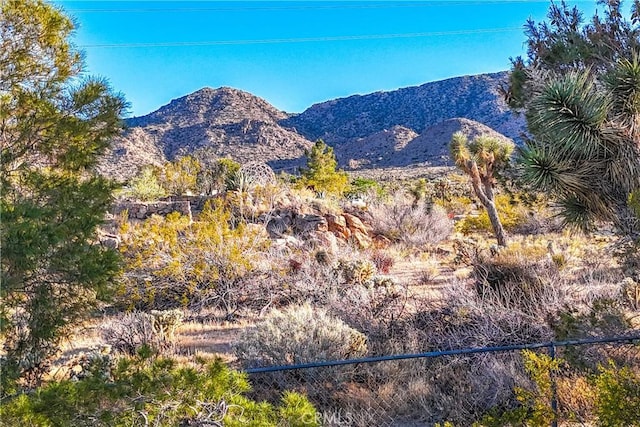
[
  {"x1": 195, "y1": 157, "x2": 241, "y2": 195},
  {"x1": 118, "y1": 200, "x2": 269, "y2": 310},
  {"x1": 125, "y1": 166, "x2": 168, "y2": 201},
  {"x1": 0, "y1": 354, "x2": 319, "y2": 426},
  {"x1": 157, "y1": 155, "x2": 201, "y2": 196},
  {"x1": 630, "y1": 189, "x2": 640, "y2": 218},
  {"x1": 436, "y1": 195, "x2": 474, "y2": 216},
  {"x1": 456, "y1": 194, "x2": 530, "y2": 235},
  {"x1": 337, "y1": 259, "x2": 377, "y2": 286},
  {"x1": 595, "y1": 362, "x2": 640, "y2": 426},
  {"x1": 477, "y1": 350, "x2": 559, "y2": 427},
  {"x1": 298, "y1": 140, "x2": 349, "y2": 196}
]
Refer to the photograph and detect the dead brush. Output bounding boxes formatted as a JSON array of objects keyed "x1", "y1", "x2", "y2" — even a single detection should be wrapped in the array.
[
  {"x1": 470, "y1": 244, "x2": 566, "y2": 317},
  {"x1": 368, "y1": 192, "x2": 453, "y2": 248},
  {"x1": 370, "y1": 250, "x2": 395, "y2": 274},
  {"x1": 101, "y1": 311, "x2": 182, "y2": 355}
]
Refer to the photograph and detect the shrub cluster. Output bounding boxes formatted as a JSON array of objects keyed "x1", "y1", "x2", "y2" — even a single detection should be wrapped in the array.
[
  {"x1": 117, "y1": 200, "x2": 269, "y2": 314},
  {"x1": 369, "y1": 192, "x2": 453, "y2": 248},
  {"x1": 0, "y1": 352, "x2": 319, "y2": 426}
]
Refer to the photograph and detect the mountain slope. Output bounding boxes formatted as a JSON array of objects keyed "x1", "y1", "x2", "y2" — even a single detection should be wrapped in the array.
[
  {"x1": 283, "y1": 72, "x2": 525, "y2": 144},
  {"x1": 100, "y1": 72, "x2": 526, "y2": 180},
  {"x1": 100, "y1": 87, "x2": 313, "y2": 180},
  {"x1": 336, "y1": 118, "x2": 513, "y2": 169}
]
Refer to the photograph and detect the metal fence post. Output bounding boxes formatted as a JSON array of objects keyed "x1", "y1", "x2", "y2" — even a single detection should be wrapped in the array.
[{"x1": 549, "y1": 342, "x2": 558, "y2": 427}]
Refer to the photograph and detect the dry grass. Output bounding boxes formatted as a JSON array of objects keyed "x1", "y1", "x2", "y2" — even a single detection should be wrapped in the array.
[{"x1": 41, "y1": 170, "x2": 639, "y2": 427}]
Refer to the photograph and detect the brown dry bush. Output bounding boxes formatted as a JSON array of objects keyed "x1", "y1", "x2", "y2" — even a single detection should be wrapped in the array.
[
  {"x1": 370, "y1": 250, "x2": 395, "y2": 274},
  {"x1": 369, "y1": 191, "x2": 453, "y2": 248},
  {"x1": 101, "y1": 310, "x2": 183, "y2": 355},
  {"x1": 328, "y1": 277, "x2": 411, "y2": 355}
]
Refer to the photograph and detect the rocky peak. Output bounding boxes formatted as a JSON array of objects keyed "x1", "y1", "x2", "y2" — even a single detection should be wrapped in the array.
[
  {"x1": 103, "y1": 87, "x2": 312, "y2": 181},
  {"x1": 127, "y1": 86, "x2": 288, "y2": 128},
  {"x1": 101, "y1": 72, "x2": 527, "y2": 181}
]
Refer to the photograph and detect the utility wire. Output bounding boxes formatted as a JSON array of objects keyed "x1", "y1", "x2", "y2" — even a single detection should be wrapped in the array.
[
  {"x1": 63, "y1": 0, "x2": 593, "y2": 13},
  {"x1": 81, "y1": 27, "x2": 521, "y2": 48}
]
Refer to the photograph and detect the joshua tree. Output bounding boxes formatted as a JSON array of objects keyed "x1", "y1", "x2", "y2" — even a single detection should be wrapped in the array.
[
  {"x1": 450, "y1": 132, "x2": 515, "y2": 246},
  {"x1": 506, "y1": 0, "x2": 640, "y2": 235}
]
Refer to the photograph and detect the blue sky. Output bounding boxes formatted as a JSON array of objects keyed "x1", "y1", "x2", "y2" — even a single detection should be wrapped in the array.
[{"x1": 54, "y1": 1, "x2": 600, "y2": 117}]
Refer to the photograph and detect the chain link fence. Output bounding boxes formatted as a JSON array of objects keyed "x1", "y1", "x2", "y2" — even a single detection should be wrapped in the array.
[{"x1": 245, "y1": 335, "x2": 640, "y2": 426}]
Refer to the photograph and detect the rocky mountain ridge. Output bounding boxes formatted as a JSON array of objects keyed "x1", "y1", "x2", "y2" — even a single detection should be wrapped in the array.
[
  {"x1": 283, "y1": 72, "x2": 525, "y2": 144},
  {"x1": 98, "y1": 72, "x2": 526, "y2": 180}
]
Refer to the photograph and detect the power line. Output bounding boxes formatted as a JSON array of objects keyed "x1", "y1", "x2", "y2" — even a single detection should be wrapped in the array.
[
  {"x1": 62, "y1": 1, "x2": 592, "y2": 13},
  {"x1": 80, "y1": 27, "x2": 522, "y2": 48}
]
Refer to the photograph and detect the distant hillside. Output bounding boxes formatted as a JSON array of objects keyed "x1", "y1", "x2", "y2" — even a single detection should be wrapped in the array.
[
  {"x1": 99, "y1": 72, "x2": 525, "y2": 180},
  {"x1": 282, "y1": 72, "x2": 525, "y2": 144},
  {"x1": 336, "y1": 118, "x2": 513, "y2": 169},
  {"x1": 99, "y1": 87, "x2": 313, "y2": 180}
]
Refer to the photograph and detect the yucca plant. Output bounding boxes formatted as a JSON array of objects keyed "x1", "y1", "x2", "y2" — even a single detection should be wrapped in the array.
[
  {"x1": 450, "y1": 132, "x2": 514, "y2": 246},
  {"x1": 508, "y1": 1, "x2": 640, "y2": 236}
]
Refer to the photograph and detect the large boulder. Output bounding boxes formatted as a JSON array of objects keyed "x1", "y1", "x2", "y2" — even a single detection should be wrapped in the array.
[
  {"x1": 310, "y1": 231, "x2": 339, "y2": 254},
  {"x1": 343, "y1": 212, "x2": 369, "y2": 234},
  {"x1": 293, "y1": 214, "x2": 328, "y2": 234},
  {"x1": 352, "y1": 230, "x2": 373, "y2": 249},
  {"x1": 326, "y1": 213, "x2": 351, "y2": 240}
]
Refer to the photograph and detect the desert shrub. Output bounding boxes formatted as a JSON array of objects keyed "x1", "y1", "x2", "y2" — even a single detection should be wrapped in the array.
[
  {"x1": 0, "y1": 353, "x2": 318, "y2": 426},
  {"x1": 319, "y1": 238, "x2": 580, "y2": 424},
  {"x1": 235, "y1": 303, "x2": 370, "y2": 425},
  {"x1": 481, "y1": 356, "x2": 640, "y2": 427},
  {"x1": 550, "y1": 298, "x2": 633, "y2": 371},
  {"x1": 195, "y1": 156, "x2": 241, "y2": 195},
  {"x1": 156, "y1": 155, "x2": 201, "y2": 196},
  {"x1": 595, "y1": 362, "x2": 640, "y2": 426},
  {"x1": 369, "y1": 192, "x2": 453, "y2": 247},
  {"x1": 102, "y1": 310, "x2": 183, "y2": 355},
  {"x1": 614, "y1": 237, "x2": 640, "y2": 278},
  {"x1": 372, "y1": 280, "x2": 555, "y2": 425},
  {"x1": 478, "y1": 350, "x2": 559, "y2": 427},
  {"x1": 370, "y1": 250, "x2": 395, "y2": 274},
  {"x1": 436, "y1": 195, "x2": 474, "y2": 216},
  {"x1": 124, "y1": 166, "x2": 168, "y2": 201},
  {"x1": 621, "y1": 277, "x2": 640, "y2": 310},
  {"x1": 556, "y1": 374, "x2": 598, "y2": 424},
  {"x1": 455, "y1": 194, "x2": 535, "y2": 235},
  {"x1": 227, "y1": 181, "x2": 289, "y2": 223},
  {"x1": 227, "y1": 169, "x2": 255, "y2": 193},
  {"x1": 336, "y1": 259, "x2": 377, "y2": 286},
  {"x1": 345, "y1": 177, "x2": 382, "y2": 199},
  {"x1": 118, "y1": 200, "x2": 269, "y2": 314},
  {"x1": 470, "y1": 242, "x2": 563, "y2": 316},
  {"x1": 235, "y1": 303, "x2": 367, "y2": 368},
  {"x1": 102, "y1": 312, "x2": 161, "y2": 356},
  {"x1": 328, "y1": 278, "x2": 409, "y2": 354}
]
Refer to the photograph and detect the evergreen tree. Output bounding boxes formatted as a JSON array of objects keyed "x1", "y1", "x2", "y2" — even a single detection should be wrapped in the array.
[
  {"x1": 299, "y1": 140, "x2": 349, "y2": 196},
  {"x1": 505, "y1": 0, "x2": 640, "y2": 234},
  {"x1": 0, "y1": 0, "x2": 127, "y2": 390},
  {"x1": 450, "y1": 132, "x2": 514, "y2": 246}
]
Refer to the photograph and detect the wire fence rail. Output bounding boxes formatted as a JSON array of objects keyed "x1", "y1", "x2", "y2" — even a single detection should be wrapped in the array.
[{"x1": 245, "y1": 335, "x2": 640, "y2": 427}]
